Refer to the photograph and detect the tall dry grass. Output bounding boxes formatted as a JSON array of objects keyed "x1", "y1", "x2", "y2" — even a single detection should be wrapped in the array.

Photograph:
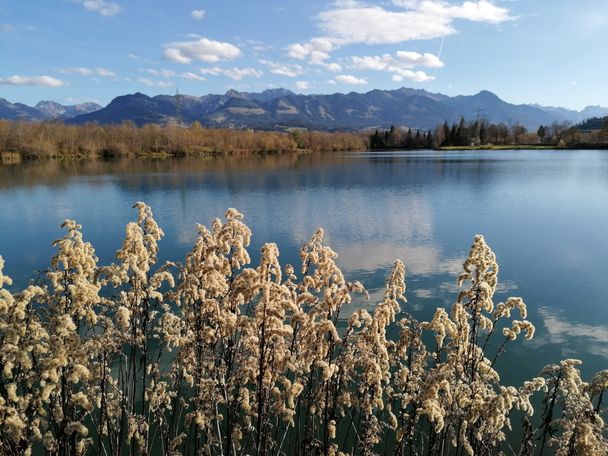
[{"x1": 0, "y1": 204, "x2": 606, "y2": 455}]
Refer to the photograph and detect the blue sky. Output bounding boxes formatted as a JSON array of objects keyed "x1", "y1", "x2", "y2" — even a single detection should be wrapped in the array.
[{"x1": 1, "y1": 0, "x2": 606, "y2": 110}]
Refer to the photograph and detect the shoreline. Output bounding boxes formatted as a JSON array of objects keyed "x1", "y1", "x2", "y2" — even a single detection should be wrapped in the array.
[{"x1": 3, "y1": 143, "x2": 608, "y2": 165}]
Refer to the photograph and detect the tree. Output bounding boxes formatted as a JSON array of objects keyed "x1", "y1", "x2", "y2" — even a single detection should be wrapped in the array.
[
  {"x1": 537, "y1": 125, "x2": 547, "y2": 144},
  {"x1": 512, "y1": 124, "x2": 527, "y2": 145},
  {"x1": 550, "y1": 121, "x2": 571, "y2": 145},
  {"x1": 479, "y1": 121, "x2": 488, "y2": 144},
  {"x1": 405, "y1": 128, "x2": 414, "y2": 148}
]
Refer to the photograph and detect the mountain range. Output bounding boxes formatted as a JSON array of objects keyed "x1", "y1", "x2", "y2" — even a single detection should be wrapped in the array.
[
  {"x1": 0, "y1": 99, "x2": 102, "y2": 122},
  {"x1": 1, "y1": 88, "x2": 606, "y2": 131}
]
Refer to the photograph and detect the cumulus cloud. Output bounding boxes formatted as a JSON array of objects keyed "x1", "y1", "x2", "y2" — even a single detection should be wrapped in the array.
[
  {"x1": 200, "y1": 66, "x2": 263, "y2": 80},
  {"x1": 191, "y1": 9, "x2": 206, "y2": 20},
  {"x1": 295, "y1": 81, "x2": 310, "y2": 90},
  {"x1": 287, "y1": 38, "x2": 344, "y2": 72},
  {"x1": 181, "y1": 71, "x2": 206, "y2": 81},
  {"x1": 288, "y1": 37, "x2": 335, "y2": 64},
  {"x1": 289, "y1": 1, "x2": 511, "y2": 67},
  {"x1": 80, "y1": 0, "x2": 121, "y2": 17},
  {"x1": 352, "y1": 51, "x2": 442, "y2": 82},
  {"x1": 61, "y1": 67, "x2": 116, "y2": 77},
  {"x1": 259, "y1": 60, "x2": 304, "y2": 77},
  {"x1": 137, "y1": 77, "x2": 174, "y2": 88},
  {"x1": 322, "y1": 62, "x2": 343, "y2": 72},
  {"x1": 334, "y1": 74, "x2": 367, "y2": 85},
  {"x1": 319, "y1": 0, "x2": 512, "y2": 44},
  {"x1": 0, "y1": 75, "x2": 65, "y2": 87},
  {"x1": 164, "y1": 38, "x2": 241, "y2": 64}
]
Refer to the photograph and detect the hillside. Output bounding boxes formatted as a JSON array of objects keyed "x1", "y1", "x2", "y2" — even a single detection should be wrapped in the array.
[
  {"x1": 2, "y1": 88, "x2": 606, "y2": 131},
  {"x1": 65, "y1": 87, "x2": 568, "y2": 131}
]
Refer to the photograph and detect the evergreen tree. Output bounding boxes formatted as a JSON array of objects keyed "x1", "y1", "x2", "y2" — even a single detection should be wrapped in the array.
[{"x1": 405, "y1": 128, "x2": 414, "y2": 148}]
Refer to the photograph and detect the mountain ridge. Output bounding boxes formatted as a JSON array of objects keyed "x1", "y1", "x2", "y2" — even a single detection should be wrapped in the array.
[
  {"x1": 1, "y1": 88, "x2": 605, "y2": 131},
  {"x1": 0, "y1": 99, "x2": 101, "y2": 121}
]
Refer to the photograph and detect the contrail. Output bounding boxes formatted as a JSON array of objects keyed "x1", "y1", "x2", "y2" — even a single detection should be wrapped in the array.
[{"x1": 430, "y1": 35, "x2": 446, "y2": 88}]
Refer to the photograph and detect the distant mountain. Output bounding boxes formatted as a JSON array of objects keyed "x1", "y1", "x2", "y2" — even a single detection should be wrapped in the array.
[
  {"x1": 67, "y1": 87, "x2": 570, "y2": 131},
  {"x1": 35, "y1": 101, "x2": 102, "y2": 119},
  {"x1": 2, "y1": 88, "x2": 606, "y2": 131},
  {"x1": 529, "y1": 104, "x2": 608, "y2": 125},
  {"x1": 0, "y1": 98, "x2": 101, "y2": 121},
  {"x1": 579, "y1": 105, "x2": 608, "y2": 120},
  {"x1": 0, "y1": 98, "x2": 47, "y2": 121}
]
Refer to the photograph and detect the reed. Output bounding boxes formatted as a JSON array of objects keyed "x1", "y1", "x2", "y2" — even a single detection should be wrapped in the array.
[{"x1": 0, "y1": 204, "x2": 605, "y2": 455}]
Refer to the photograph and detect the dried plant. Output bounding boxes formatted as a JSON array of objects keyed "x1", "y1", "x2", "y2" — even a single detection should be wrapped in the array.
[{"x1": 0, "y1": 204, "x2": 605, "y2": 456}]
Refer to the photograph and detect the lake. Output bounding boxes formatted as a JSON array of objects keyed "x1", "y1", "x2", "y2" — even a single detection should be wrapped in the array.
[{"x1": 1, "y1": 149, "x2": 607, "y2": 387}]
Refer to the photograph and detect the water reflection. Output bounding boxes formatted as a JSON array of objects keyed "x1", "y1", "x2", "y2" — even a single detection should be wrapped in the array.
[
  {"x1": 538, "y1": 307, "x2": 608, "y2": 359},
  {"x1": 1, "y1": 150, "x2": 608, "y2": 385}
]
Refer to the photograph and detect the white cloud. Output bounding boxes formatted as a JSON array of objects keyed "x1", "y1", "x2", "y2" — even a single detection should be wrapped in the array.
[
  {"x1": 234, "y1": 68, "x2": 262, "y2": 79},
  {"x1": 391, "y1": 71, "x2": 434, "y2": 82},
  {"x1": 259, "y1": 60, "x2": 304, "y2": 77},
  {"x1": 0, "y1": 75, "x2": 65, "y2": 87},
  {"x1": 321, "y1": 62, "x2": 342, "y2": 72},
  {"x1": 352, "y1": 51, "x2": 441, "y2": 82},
  {"x1": 1, "y1": 23, "x2": 15, "y2": 32},
  {"x1": 137, "y1": 77, "x2": 174, "y2": 88},
  {"x1": 146, "y1": 68, "x2": 175, "y2": 78},
  {"x1": 191, "y1": 9, "x2": 206, "y2": 20},
  {"x1": 199, "y1": 67, "x2": 223, "y2": 76},
  {"x1": 321, "y1": 1, "x2": 512, "y2": 44},
  {"x1": 288, "y1": 37, "x2": 336, "y2": 64},
  {"x1": 199, "y1": 67, "x2": 263, "y2": 81},
  {"x1": 286, "y1": 38, "x2": 344, "y2": 72},
  {"x1": 62, "y1": 67, "x2": 116, "y2": 77},
  {"x1": 65, "y1": 67, "x2": 94, "y2": 76},
  {"x1": 181, "y1": 72, "x2": 206, "y2": 81},
  {"x1": 295, "y1": 81, "x2": 310, "y2": 90},
  {"x1": 95, "y1": 67, "x2": 116, "y2": 77},
  {"x1": 164, "y1": 38, "x2": 241, "y2": 64},
  {"x1": 335, "y1": 74, "x2": 367, "y2": 85},
  {"x1": 81, "y1": 0, "x2": 121, "y2": 17},
  {"x1": 288, "y1": 1, "x2": 511, "y2": 67}
]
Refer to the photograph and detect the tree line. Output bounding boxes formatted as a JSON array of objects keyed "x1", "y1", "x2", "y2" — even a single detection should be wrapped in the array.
[
  {"x1": 370, "y1": 118, "x2": 608, "y2": 149},
  {"x1": 0, "y1": 120, "x2": 369, "y2": 159}
]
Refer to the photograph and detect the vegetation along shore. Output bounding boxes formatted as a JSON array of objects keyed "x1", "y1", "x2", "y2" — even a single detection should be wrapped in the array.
[{"x1": 3, "y1": 114, "x2": 608, "y2": 163}]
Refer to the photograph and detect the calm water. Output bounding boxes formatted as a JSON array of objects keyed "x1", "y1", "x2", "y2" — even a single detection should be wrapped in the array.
[{"x1": 1, "y1": 150, "x2": 607, "y2": 387}]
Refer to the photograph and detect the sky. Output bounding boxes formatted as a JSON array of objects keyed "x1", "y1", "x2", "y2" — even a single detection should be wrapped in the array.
[{"x1": 0, "y1": 0, "x2": 607, "y2": 110}]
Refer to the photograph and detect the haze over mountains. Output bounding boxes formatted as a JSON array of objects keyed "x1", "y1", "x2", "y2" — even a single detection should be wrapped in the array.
[{"x1": 1, "y1": 88, "x2": 607, "y2": 131}]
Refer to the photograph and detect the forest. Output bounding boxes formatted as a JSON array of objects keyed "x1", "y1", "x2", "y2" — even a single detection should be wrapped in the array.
[
  {"x1": 0, "y1": 203, "x2": 606, "y2": 455},
  {"x1": 369, "y1": 117, "x2": 608, "y2": 149}
]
